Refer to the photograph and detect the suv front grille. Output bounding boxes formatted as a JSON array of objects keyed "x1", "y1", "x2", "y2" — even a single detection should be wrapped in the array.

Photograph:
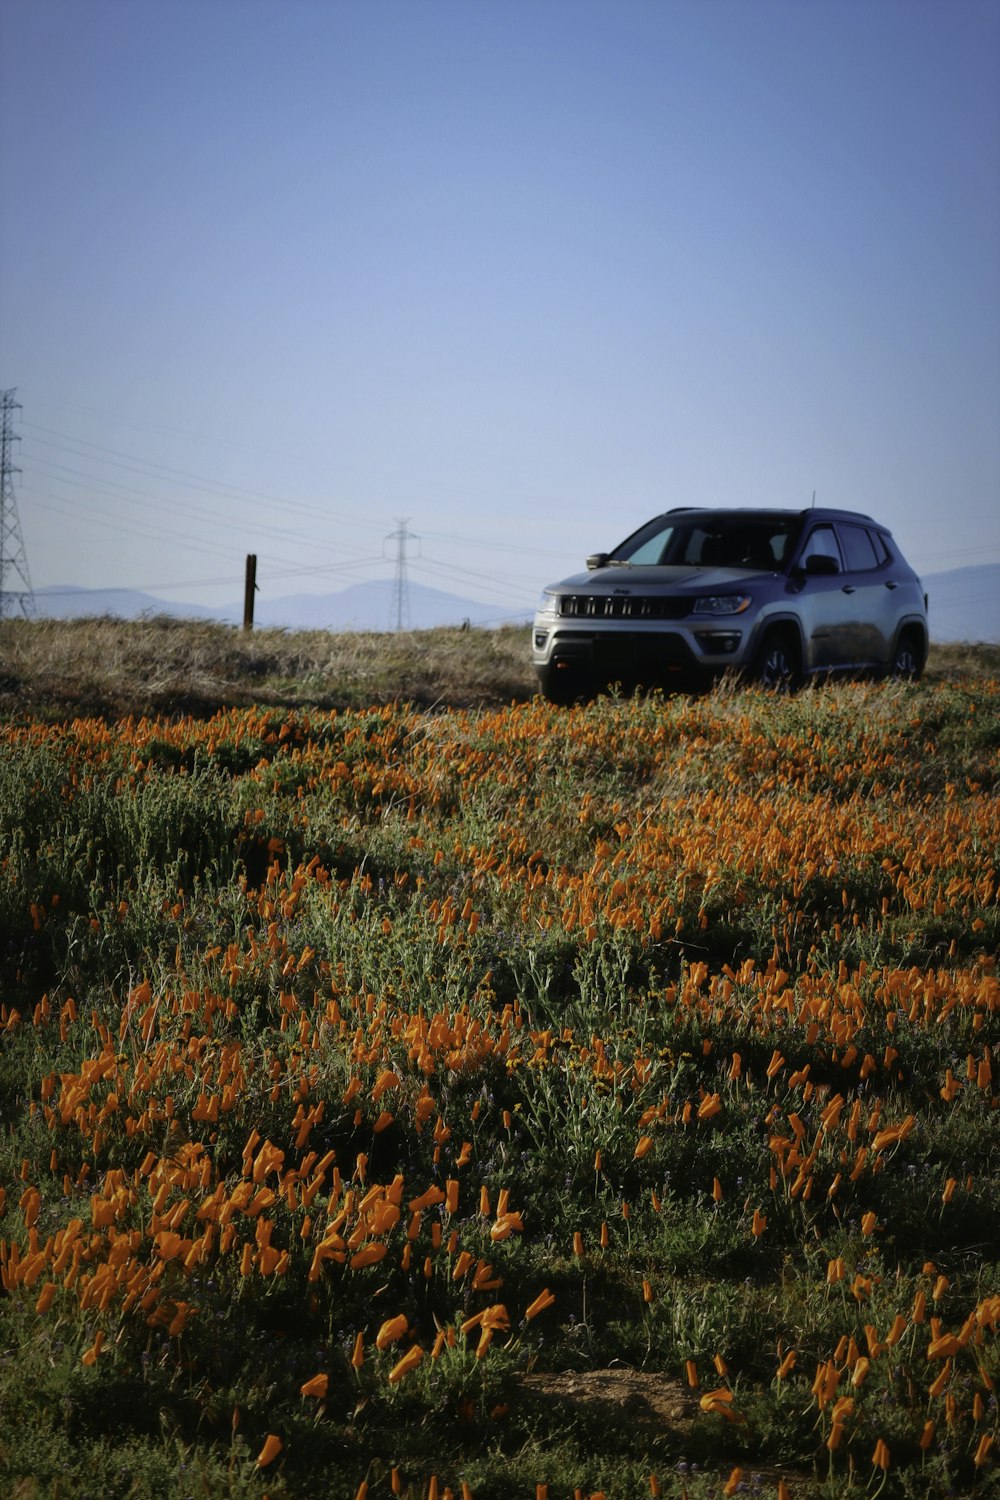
[{"x1": 559, "y1": 593, "x2": 692, "y2": 621}]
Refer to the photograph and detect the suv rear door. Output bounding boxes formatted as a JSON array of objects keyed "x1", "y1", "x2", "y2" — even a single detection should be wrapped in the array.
[{"x1": 833, "y1": 521, "x2": 900, "y2": 667}]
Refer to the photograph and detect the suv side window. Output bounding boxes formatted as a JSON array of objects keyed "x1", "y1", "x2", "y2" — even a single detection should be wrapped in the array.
[
  {"x1": 799, "y1": 524, "x2": 842, "y2": 567},
  {"x1": 839, "y1": 523, "x2": 880, "y2": 571},
  {"x1": 870, "y1": 530, "x2": 892, "y2": 565}
]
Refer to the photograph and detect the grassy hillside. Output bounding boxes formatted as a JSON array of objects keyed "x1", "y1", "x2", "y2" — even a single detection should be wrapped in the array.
[
  {"x1": 2, "y1": 615, "x2": 999, "y2": 719},
  {"x1": 0, "y1": 618, "x2": 535, "y2": 719},
  {"x1": 0, "y1": 636, "x2": 998, "y2": 1497}
]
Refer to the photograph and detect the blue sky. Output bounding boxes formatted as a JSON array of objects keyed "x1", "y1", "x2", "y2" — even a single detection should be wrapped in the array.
[{"x1": 2, "y1": 0, "x2": 998, "y2": 622}]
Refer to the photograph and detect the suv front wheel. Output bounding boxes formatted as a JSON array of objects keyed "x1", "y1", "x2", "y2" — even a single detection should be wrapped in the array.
[
  {"x1": 538, "y1": 664, "x2": 593, "y2": 706},
  {"x1": 751, "y1": 628, "x2": 801, "y2": 692}
]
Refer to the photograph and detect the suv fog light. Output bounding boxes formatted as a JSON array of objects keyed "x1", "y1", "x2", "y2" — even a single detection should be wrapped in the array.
[
  {"x1": 695, "y1": 630, "x2": 741, "y2": 654},
  {"x1": 534, "y1": 630, "x2": 549, "y2": 650}
]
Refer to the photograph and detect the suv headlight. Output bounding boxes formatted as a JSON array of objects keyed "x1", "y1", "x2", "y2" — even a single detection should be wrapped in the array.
[
  {"x1": 536, "y1": 591, "x2": 559, "y2": 618},
  {"x1": 693, "y1": 594, "x2": 752, "y2": 616}
]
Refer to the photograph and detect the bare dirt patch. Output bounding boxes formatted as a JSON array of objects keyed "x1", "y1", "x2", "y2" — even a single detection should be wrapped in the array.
[
  {"x1": 520, "y1": 1367, "x2": 699, "y2": 1434},
  {"x1": 518, "y1": 1369, "x2": 811, "y2": 1493}
]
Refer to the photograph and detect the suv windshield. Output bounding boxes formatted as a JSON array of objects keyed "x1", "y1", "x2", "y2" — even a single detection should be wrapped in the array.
[{"x1": 613, "y1": 513, "x2": 799, "y2": 570}]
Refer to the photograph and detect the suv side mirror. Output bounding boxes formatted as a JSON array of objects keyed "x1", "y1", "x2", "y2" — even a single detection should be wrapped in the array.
[
  {"x1": 801, "y1": 554, "x2": 840, "y2": 576},
  {"x1": 586, "y1": 552, "x2": 609, "y2": 571}
]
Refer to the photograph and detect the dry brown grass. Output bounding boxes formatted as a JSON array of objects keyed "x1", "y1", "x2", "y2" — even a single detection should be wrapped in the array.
[
  {"x1": 0, "y1": 614, "x2": 995, "y2": 721},
  {"x1": 0, "y1": 616, "x2": 536, "y2": 719}
]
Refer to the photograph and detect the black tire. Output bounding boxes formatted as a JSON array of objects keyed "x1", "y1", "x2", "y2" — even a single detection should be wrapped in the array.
[
  {"x1": 889, "y1": 631, "x2": 924, "y2": 681},
  {"x1": 537, "y1": 666, "x2": 592, "y2": 705},
  {"x1": 752, "y1": 629, "x2": 801, "y2": 692}
]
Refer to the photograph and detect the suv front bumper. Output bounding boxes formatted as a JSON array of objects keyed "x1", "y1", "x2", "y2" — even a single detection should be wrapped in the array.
[{"x1": 531, "y1": 621, "x2": 747, "y2": 684}]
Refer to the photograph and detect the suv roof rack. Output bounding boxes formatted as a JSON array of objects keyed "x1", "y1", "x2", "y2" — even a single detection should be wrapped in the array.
[
  {"x1": 796, "y1": 506, "x2": 877, "y2": 523},
  {"x1": 663, "y1": 504, "x2": 879, "y2": 523}
]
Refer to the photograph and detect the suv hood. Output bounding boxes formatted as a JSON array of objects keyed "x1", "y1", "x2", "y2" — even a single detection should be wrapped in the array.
[{"x1": 548, "y1": 564, "x2": 773, "y2": 592}]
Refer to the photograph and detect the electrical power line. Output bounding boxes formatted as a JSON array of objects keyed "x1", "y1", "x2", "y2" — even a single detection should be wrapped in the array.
[
  {"x1": 21, "y1": 459, "x2": 376, "y2": 569},
  {"x1": 21, "y1": 432, "x2": 560, "y2": 606},
  {"x1": 17, "y1": 390, "x2": 570, "y2": 512},
  {"x1": 24, "y1": 395, "x2": 991, "y2": 620},
  {"x1": 20, "y1": 416, "x2": 573, "y2": 563},
  {"x1": 22, "y1": 422, "x2": 390, "y2": 537}
]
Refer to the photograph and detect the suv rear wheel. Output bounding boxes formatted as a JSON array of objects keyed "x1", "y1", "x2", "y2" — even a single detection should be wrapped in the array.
[{"x1": 752, "y1": 628, "x2": 801, "y2": 692}]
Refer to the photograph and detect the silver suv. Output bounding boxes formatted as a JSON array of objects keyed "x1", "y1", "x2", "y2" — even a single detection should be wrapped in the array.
[{"x1": 533, "y1": 507, "x2": 928, "y2": 701}]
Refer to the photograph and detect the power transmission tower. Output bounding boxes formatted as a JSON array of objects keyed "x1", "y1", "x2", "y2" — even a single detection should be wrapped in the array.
[
  {"x1": 385, "y1": 517, "x2": 418, "y2": 631},
  {"x1": 0, "y1": 389, "x2": 35, "y2": 620}
]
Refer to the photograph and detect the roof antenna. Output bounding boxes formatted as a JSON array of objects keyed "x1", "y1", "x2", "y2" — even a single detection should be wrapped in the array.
[{"x1": 811, "y1": 489, "x2": 816, "y2": 509}]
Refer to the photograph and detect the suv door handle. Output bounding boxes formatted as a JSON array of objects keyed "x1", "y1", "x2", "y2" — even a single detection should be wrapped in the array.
[
  {"x1": 841, "y1": 585, "x2": 856, "y2": 594},
  {"x1": 884, "y1": 580, "x2": 899, "y2": 590}
]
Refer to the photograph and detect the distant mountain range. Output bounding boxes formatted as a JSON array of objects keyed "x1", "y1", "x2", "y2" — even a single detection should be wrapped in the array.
[
  {"x1": 28, "y1": 564, "x2": 1000, "y2": 643},
  {"x1": 32, "y1": 579, "x2": 531, "y2": 632}
]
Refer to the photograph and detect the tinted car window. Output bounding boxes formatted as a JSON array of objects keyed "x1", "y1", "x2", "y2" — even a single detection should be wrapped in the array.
[
  {"x1": 615, "y1": 515, "x2": 796, "y2": 567},
  {"x1": 683, "y1": 527, "x2": 721, "y2": 564},
  {"x1": 682, "y1": 522, "x2": 788, "y2": 568},
  {"x1": 614, "y1": 519, "x2": 676, "y2": 563},
  {"x1": 625, "y1": 528, "x2": 675, "y2": 564},
  {"x1": 799, "y1": 525, "x2": 841, "y2": 566},
  {"x1": 870, "y1": 530, "x2": 892, "y2": 565},
  {"x1": 839, "y1": 523, "x2": 880, "y2": 571}
]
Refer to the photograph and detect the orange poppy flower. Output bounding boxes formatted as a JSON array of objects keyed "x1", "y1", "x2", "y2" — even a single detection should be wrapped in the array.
[
  {"x1": 525, "y1": 1288, "x2": 556, "y2": 1320},
  {"x1": 872, "y1": 1439, "x2": 890, "y2": 1470},
  {"x1": 376, "y1": 1314, "x2": 409, "y2": 1350},
  {"x1": 387, "y1": 1344, "x2": 424, "y2": 1384},
  {"x1": 256, "y1": 1434, "x2": 282, "y2": 1467}
]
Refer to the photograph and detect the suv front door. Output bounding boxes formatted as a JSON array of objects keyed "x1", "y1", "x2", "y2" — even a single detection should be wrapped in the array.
[{"x1": 793, "y1": 523, "x2": 858, "y2": 671}]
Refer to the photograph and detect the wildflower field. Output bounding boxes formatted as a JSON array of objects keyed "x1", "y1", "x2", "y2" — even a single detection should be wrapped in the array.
[{"x1": 1, "y1": 672, "x2": 998, "y2": 1499}]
